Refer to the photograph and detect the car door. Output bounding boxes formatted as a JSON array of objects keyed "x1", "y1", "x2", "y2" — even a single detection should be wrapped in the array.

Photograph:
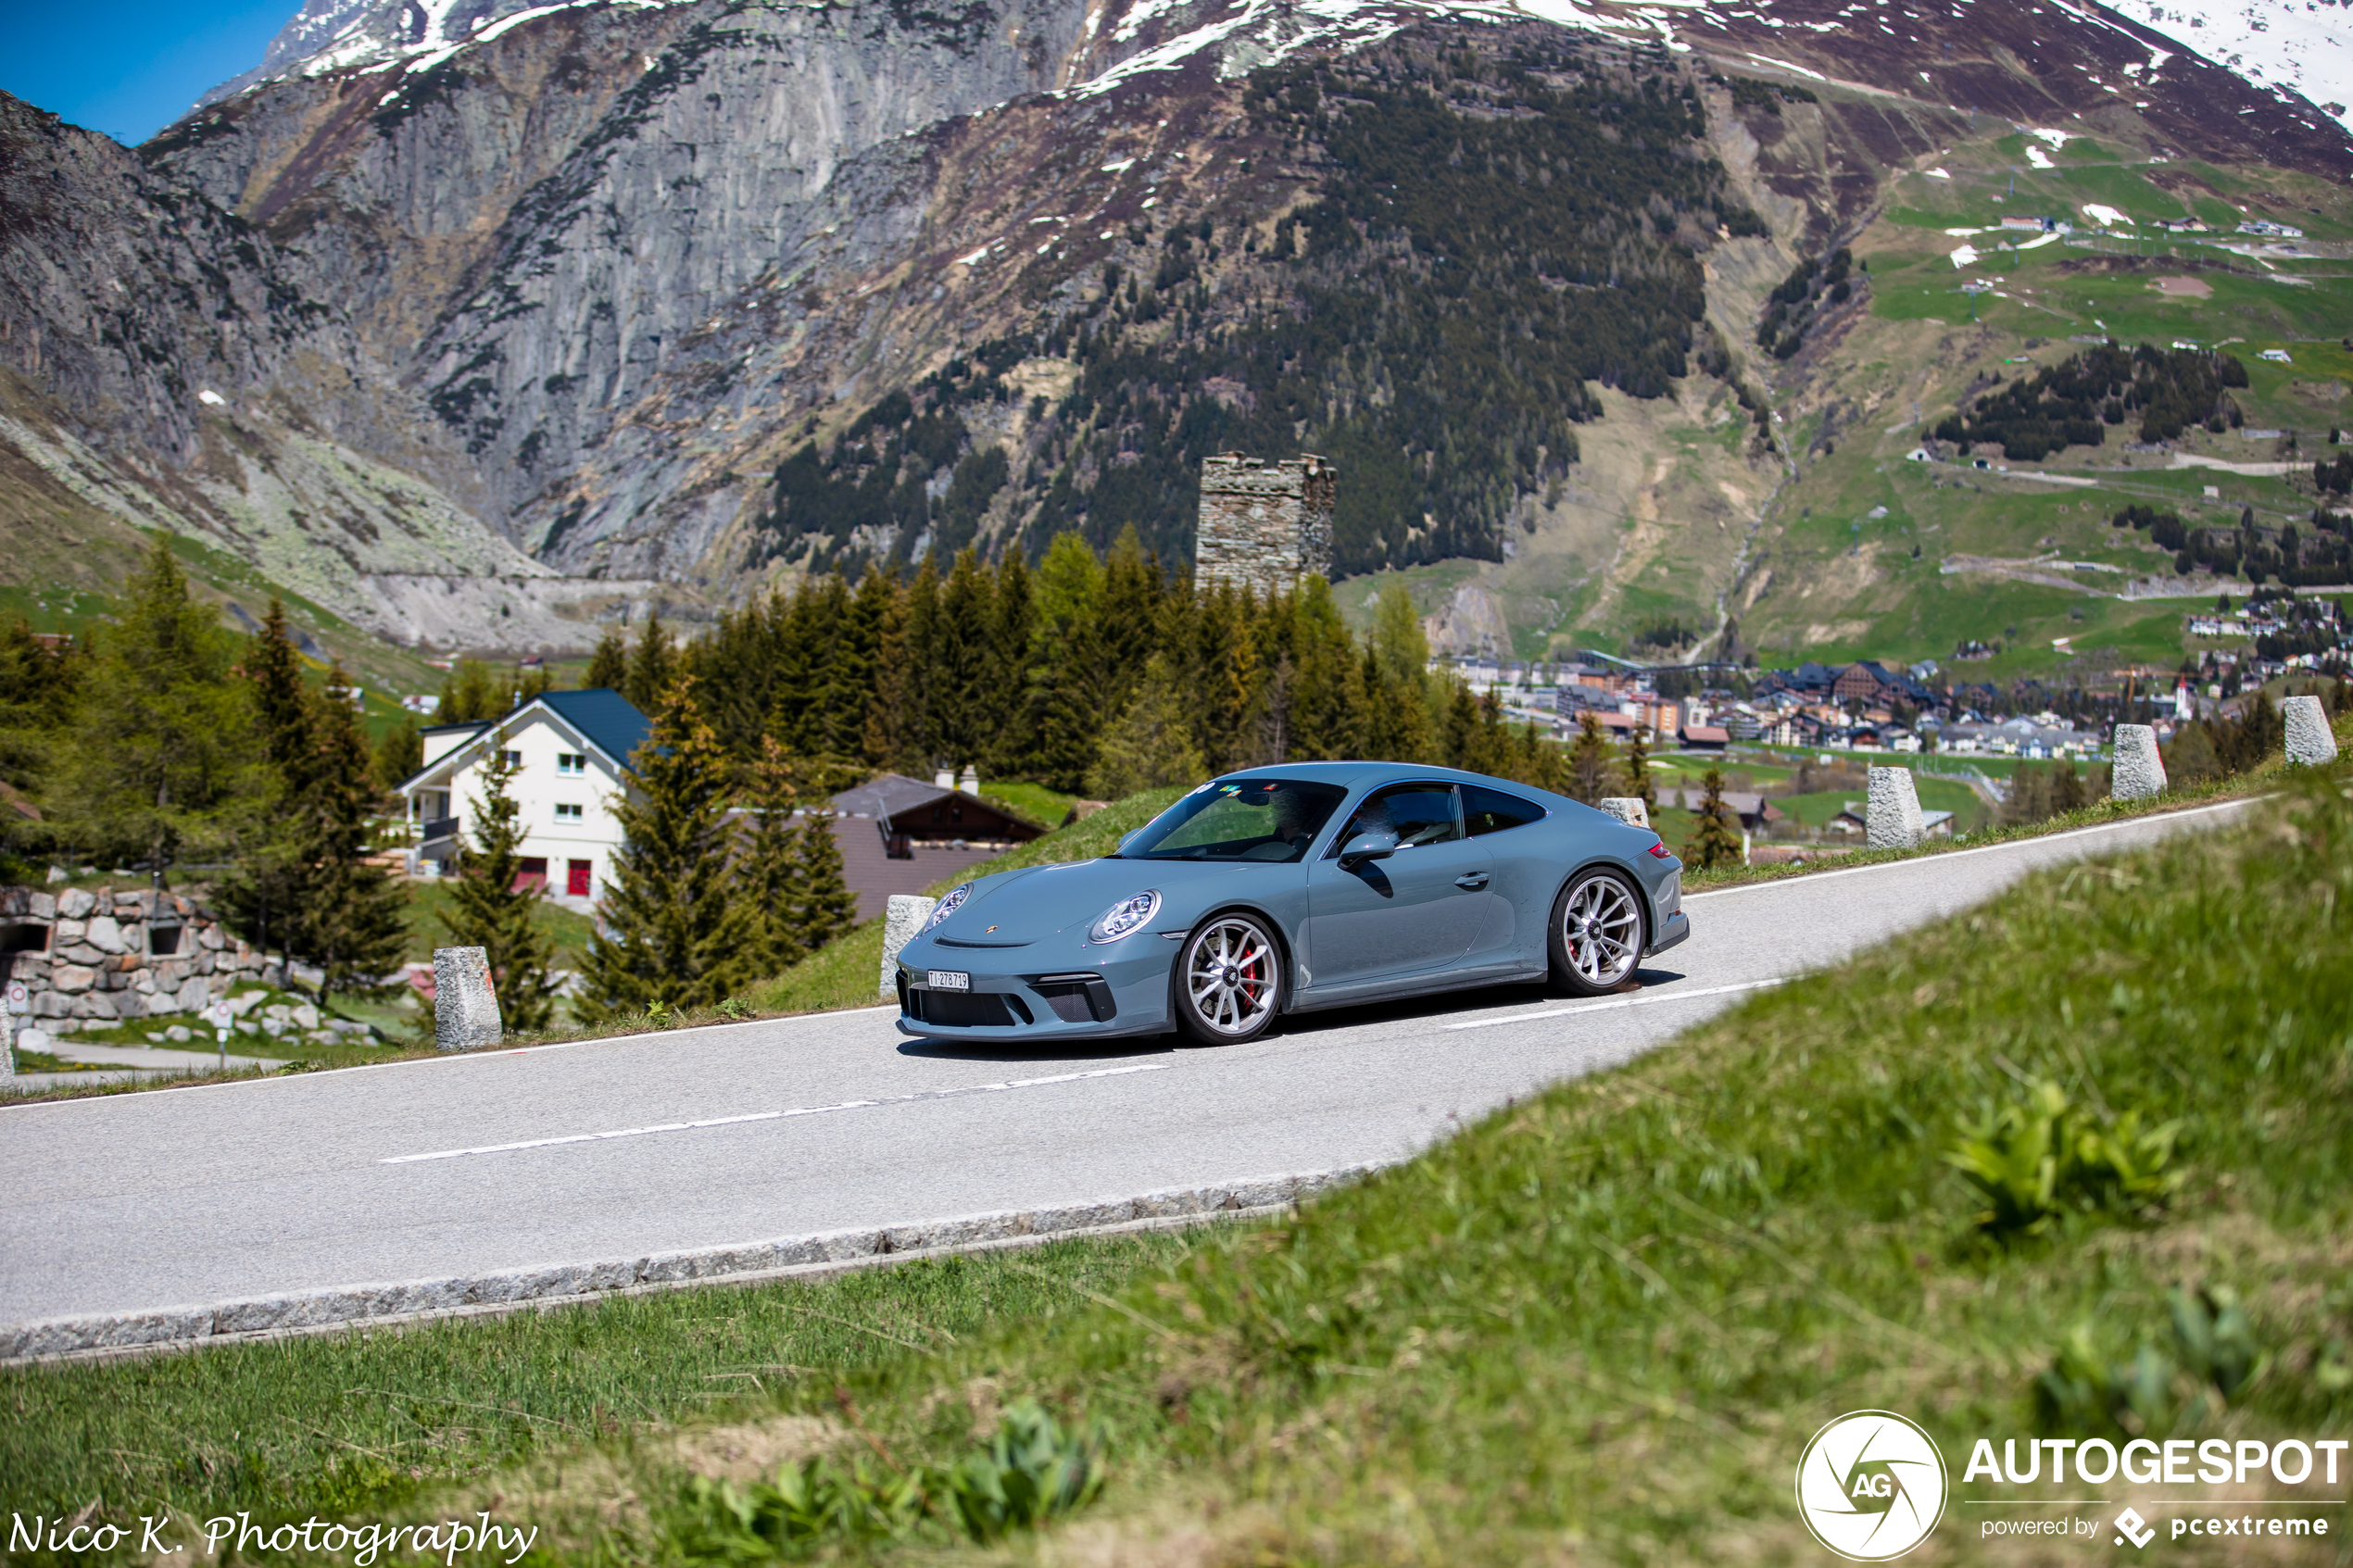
[
  {"x1": 1301, "y1": 783, "x2": 1492, "y2": 992},
  {"x1": 1460, "y1": 781, "x2": 1555, "y2": 972}
]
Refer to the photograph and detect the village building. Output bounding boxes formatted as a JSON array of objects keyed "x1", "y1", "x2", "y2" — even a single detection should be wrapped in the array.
[{"x1": 399, "y1": 688, "x2": 651, "y2": 909}]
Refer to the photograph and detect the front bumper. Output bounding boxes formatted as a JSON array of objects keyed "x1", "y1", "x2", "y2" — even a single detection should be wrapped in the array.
[{"x1": 894, "y1": 929, "x2": 1182, "y2": 1042}]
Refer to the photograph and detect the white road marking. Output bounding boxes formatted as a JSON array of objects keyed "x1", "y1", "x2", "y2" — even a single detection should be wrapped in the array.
[
  {"x1": 383, "y1": 1063, "x2": 1169, "y2": 1163},
  {"x1": 1442, "y1": 978, "x2": 1783, "y2": 1032}
]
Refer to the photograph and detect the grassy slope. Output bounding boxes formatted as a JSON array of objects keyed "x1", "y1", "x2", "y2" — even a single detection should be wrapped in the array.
[
  {"x1": 1739, "y1": 120, "x2": 2353, "y2": 679},
  {"x1": 12, "y1": 739, "x2": 2352, "y2": 1559}
]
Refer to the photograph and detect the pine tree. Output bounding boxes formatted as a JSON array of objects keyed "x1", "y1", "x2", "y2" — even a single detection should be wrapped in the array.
[
  {"x1": 577, "y1": 677, "x2": 757, "y2": 1017},
  {"x1": 439, "y1": 732, "x2": 560, "y2": 1031},
  {"x1": 737, "y1": 735, "x2": 807, "y2": 978},
  {"x1": 585, "y1": 624, "x2": 629, "y2": 692},
  {"x1": 859, "y1": 567, "x2": 912, "y2": 770},
  {"x1": 66, "y1": 537, "x2": 260, "y2": 883},
  {"x1": 1287, "y1": 575, "x2": 1359, "y2": 761},
  {"x1": 1086, "y1": 655, "x2": 1206, "y2": 798},
  {"x1": 987, "y1": 551, "x2": 1038, "y2": 773},
  {"x1": 1620, "y1": 729, "x2": 1657, "y2": 817},
  {"x1": 2050, "y1": 759, "x2": 2086, "y2": 814},
  {"x1": 373, "y1": 715, "x2": 422, "y2": 796},
  {"x1": 624, "y1": 613, "x2": 674, "y2": 712},
  {"x1": 1567, "y1": 711, "x2": 1614, "y2": 803},
  {"x1": 291, "y1": 664, "x2": 409, "y2": 1004},
  {"x1": 0, "y1": 619, "x2": 81, "y2": 856},
  {"x1": 436, "y1": 659, "x2": 506, "y2": 723},
  {"x1": 1369, "y1": 579, "x2": 1429, "y2": 690},
  {"x1": 791, "y1": 804, "x2": 857, "y2": 955},
  {"x1": 1022, "y1": 533, "x2": 1108, "y2": 791},
  {"x1": 217, "y1": 600, "x2": 316, "y2": 965},
  {"x1": 933, "y1": 548, "x2": 993, "y2": 774},
  {"x1": 1683, "y1": 766, "x2": 1743, "y2": 870}
]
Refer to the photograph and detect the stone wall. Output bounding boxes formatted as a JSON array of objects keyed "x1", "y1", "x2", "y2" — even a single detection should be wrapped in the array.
[
  {"x1": 1, "y1": 887, "x2": 273, "y2": 1035},
  {"x1": 1195, "y1": 453, "x2": 1336, "y2": 597}
]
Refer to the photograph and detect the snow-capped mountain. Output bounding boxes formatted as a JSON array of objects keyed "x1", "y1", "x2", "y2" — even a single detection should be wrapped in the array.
[
  {"x1": 2133, "y1": 0, "x2": 2350, "y2": 128},
  {"x1": 196, "y1": 0, "x2": 2350, "y2": 132}
]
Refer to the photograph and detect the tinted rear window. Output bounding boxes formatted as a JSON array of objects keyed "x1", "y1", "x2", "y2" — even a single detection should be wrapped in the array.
[{"x1": 1464, "y1": 784, "x2": 1547, "y2": 837}]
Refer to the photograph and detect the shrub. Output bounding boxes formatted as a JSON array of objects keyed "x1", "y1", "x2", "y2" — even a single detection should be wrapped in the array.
[{"x1": 1944, "y1": 1080, "x2": 2183, "y2": 1237}]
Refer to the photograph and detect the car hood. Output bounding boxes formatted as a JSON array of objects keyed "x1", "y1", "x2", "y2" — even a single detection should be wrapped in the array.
[{"x1": 925, "y1": 855, "x2": 1294, "y2": 947}]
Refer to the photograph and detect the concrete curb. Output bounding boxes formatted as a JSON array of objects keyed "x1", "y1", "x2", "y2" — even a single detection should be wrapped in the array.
[{"x1": 0, "y1": 1167, "x2": 1374, "y2": 1366}]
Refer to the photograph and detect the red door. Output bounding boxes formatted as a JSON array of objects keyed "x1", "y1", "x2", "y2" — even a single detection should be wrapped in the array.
[{"x1": 567, "y1": 859, "x2": 593, "y2": 897}]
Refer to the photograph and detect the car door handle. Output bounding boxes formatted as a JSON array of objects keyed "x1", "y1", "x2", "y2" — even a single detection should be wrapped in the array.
[{"x1": 1454, "y1": 873, "x2": 1490, "y2": 889}]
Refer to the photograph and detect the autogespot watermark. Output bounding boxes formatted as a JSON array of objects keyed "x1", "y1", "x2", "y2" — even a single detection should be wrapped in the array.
[
  {"x1": 1795, "y1": 1412, "x2": 2348, "y2": 1558},
  {"x1": 8, "y1": 1512, "x2": 538, "y2": 1565}
]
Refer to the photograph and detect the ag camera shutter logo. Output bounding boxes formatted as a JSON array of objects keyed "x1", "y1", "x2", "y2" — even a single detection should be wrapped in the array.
[{"x1": 1794, "y1": 1410, "x2": 1949, "y2": 1561}]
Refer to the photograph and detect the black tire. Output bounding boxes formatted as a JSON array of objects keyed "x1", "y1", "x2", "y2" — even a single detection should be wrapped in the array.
[
  {"x1": 1547, "y1": 868, "x2": 1646, "y2": 997},
  {"x1": 1173, "y1": 911, "x2": 1284, "y2": 1045}
]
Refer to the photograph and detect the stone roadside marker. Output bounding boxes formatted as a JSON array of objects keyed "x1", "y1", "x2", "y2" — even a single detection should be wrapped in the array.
[
  {"x1": 2284, "y1": 695, "x2": 2339, "y2": 767},
  {"x1": 2110, "y1": 723, "x2": 2168, "y2": 801},
  {"x1": 1866, "y1": 767, "x2": 1925, "y2": 849},
  {"x1": 1598, "y1": 797, "x2": 1651, "y2": 829},
  {"x1": 880, "y1": 895, "x2": 939, "y2": 998},
  {"x1": 433, "y1": 947, "x2": 502, "y2": 1052}
]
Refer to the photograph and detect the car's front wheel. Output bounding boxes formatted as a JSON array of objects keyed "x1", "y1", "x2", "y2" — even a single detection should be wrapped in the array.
[
  {"x1": 1175, "y1": 912, "x2": 1283, "y2": 1045},
  {"x1": 1549, "y1": 869, "x2": 1645, "y2": 996}
]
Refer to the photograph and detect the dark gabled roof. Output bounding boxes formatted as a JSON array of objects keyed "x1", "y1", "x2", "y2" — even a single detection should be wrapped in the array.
[
  {"x1": 831, "y1": 772, "x2": 952, "y2": 821},
  {"x1": 540, "y1": 688, "x2": 651, "y2": 770}
]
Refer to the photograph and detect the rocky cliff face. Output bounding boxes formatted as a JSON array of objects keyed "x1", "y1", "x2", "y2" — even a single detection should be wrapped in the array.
[{"x1": 2, "y1": 0, "x2": 2347, "y2": 657}]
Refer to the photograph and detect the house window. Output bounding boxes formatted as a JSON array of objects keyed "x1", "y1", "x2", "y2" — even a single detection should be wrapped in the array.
[
  {"x1": 557, "y1": 753, "x2": 586, "y2": 775},
  {"x1": 502, "y1": 749, "x2": 522, "y2": 769},
  {"x1": 555, "y1": 803, "x2": 584, "y2": 823},
  {"x1": 567, "y1": 859, "x2": 593, "y2": 897}
]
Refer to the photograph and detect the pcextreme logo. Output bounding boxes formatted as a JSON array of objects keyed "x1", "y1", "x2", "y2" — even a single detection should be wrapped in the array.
[{"x1": 1795, "y1": 1411, "x2": 1951, "y2": 1561}]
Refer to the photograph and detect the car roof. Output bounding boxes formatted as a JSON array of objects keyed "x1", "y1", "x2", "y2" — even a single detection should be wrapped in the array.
[{"x1": 1217, "y1": 760, "x2": 1560, "y2": 795}]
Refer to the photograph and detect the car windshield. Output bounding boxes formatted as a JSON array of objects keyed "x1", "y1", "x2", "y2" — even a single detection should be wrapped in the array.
[{"x1": 1115, "y1": 778, "x2": 1351, "y2": 863}]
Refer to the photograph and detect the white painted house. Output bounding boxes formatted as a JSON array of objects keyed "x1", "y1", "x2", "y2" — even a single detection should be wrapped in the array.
[{"x1": 397, "y1": 688, "x2": 650, "y2": 909}]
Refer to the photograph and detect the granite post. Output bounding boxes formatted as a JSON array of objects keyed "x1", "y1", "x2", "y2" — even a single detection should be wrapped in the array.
[
  {"x1": 2284, "y1": 695, "x2": 2339, "y2": 767},
  {"x1": 1866, "y1": 767, "x2": 1925, "y2": 849},
  {"x1": 433, "y1": 947, "x2": 502, "y2": 1051},
  {"x1": 880, "y1": 895, "x2": 938, "y2": 998},
  {"x1": 2109, "y1": 724, "x2": 2168, "y2": 801}
]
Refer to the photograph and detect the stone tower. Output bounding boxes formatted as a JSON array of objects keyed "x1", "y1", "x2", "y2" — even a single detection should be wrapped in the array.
[{"x1": 1194, "y1": 453, "x2": 1336, "y2": 597}]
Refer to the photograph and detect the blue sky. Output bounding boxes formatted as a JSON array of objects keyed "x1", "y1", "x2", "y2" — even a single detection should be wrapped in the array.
[{"x1": 1, "y1": 0, "x2": 292, "y2": 146}]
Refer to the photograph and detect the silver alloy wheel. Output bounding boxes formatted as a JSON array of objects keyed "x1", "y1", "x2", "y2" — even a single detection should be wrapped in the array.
[
  {"x1": 1183, "y1": 916, "x2": 1278, "y2": 1037},
  {"x1": 1559, "y1": 872, "x2": 1642, "y2": 989}
]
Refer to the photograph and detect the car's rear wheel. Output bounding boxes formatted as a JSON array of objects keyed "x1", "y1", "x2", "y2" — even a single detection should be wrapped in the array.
[
  {"x1": 1549, "y1": 869, "x2": 1645, "y2": 996},
  {"x1": 1175, "y1": 913, "x2": 1283, "y2": 1045}
]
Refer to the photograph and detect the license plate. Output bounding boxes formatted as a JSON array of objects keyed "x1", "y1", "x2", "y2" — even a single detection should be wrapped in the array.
[{"x1": 927, "y1": 970, "x2": 971, "y2": 991}]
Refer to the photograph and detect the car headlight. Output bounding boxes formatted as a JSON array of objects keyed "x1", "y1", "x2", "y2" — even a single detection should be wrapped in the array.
[
  {"x1": 1087, "y1": 890, "x2": 1161, "y2": 944},
  {"x1": 925, "y1": 884, "x2": 971, "y2": 931}
]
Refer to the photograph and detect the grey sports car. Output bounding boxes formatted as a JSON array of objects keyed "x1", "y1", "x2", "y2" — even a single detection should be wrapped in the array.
[{"x1": 894, "y1": 760, "x2": 1689, "y2": 1046}]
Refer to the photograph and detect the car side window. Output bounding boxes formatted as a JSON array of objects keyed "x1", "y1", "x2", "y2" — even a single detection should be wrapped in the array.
[
  {"x1": 1464, "y1": 784, "x2": 1548, "y2": 837},
  {"x1": 1333, "y1": 784, "x2": 1462, "y2": 852}
]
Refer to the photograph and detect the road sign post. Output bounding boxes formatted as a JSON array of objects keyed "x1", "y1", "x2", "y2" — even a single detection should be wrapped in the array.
[
  {"x1": 4, "y1": 981, "x2": 24, "y2": 1076},
  {"x1": 205, "y1": 997, "x2": 234, "y2": 1071}
]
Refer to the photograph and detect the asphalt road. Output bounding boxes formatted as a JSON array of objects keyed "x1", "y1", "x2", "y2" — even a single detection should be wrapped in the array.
[{"x1": 0, "y1": 800, "x2": 2253, "y2": 1333}]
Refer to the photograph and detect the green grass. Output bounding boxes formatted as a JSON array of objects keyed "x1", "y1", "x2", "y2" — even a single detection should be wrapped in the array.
[
  {"x1": 0, "y1": 1230, "x2": 1206, "y2": 1527},
  {"x1": 15, "y1": 735, "x2": 2349, "y2": 1562},
  {"x1": 401, "y1": 883, "x2": 598, "y2": 968},
  {"x1": 977, "y1": 781, "x2": 1079, "y2": 828}
]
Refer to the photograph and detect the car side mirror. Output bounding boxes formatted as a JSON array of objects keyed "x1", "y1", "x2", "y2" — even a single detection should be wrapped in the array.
[{"x1": 1340, "y1": 830, "x2": 1398, "y2": 868}]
